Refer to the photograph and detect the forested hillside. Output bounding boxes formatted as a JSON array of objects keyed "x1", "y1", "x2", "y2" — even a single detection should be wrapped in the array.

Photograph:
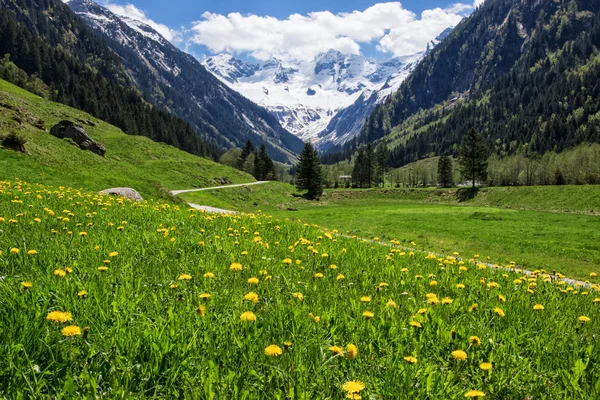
[{"x1": 326, "y1": 0, "x2": 600, "y2": 168}]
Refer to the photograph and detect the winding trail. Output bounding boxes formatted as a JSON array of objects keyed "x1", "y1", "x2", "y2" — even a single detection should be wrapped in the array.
[{"x1": 170, "y1": 181, "x2": 269, "y2": 196}]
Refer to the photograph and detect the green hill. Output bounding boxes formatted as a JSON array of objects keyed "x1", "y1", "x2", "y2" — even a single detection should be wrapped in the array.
[{"x1": 0, "y1": 79, "x2": 254, "y2": 200}]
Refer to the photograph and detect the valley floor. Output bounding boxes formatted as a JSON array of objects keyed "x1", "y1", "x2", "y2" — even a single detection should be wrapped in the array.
[{"x1": 179, "y1": 183, "x2": 600, "y2": 281}]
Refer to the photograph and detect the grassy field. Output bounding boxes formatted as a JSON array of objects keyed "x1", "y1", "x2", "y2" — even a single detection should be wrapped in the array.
[
  {"x1": 0, "y1": 79, "x2": 253, "y2": 200},
  {"x1": 180, "y1": 183, "x2": 600, "y2": 281},
  {"x1": 2, "y1": 179, "x2": 600, "y2": 398}
]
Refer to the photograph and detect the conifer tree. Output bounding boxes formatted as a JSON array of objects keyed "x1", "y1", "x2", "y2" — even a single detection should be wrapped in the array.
[
  {"x1": 437, "y1": 156, "x2": 453, "y2": 188},
  {"x1": 238, "y1": 140, "x2": 256, "y2": 170},
  {"x1": 458, "y1": 129, "x2": 488, "y2": 188},
  {"x1": 296, "y1": 141, "x2": 323, "y2": 199}
]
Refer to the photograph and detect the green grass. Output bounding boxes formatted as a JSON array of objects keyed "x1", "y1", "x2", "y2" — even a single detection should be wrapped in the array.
[
  {"x1": 179, "y1": 183, "x2": 600, "y2": 280},
  {"x1": 0, "y1": 79, "x2": 254, "y2": 200},
  {"x1": 2, "y1": 179, "x2": 600, "y2": 398}
]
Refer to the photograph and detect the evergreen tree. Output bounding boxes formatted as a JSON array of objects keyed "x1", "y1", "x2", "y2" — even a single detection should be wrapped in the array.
[
  {"x1": 365, "y1": 143, "x2": 375, "y2": 188},
  {"x1": 374, "y1": 143, "x2": 389, "y2": 186},
  {"x1": 296, "y1": 142, "x2": 323, "y2": 200},
  {"x1": 437, "y1": 156, "x2": 453, "y2": 188},
  {"x1": 254, "y1": 143, "x2": 275, "y2": 180},
  {"x1": 458, "y1": 129, "x2": 488, "y2": 187},
  {"x1": 238, "y1": 140, "x2": 256, "y2": 169},
  {"x1": 352, "y1": 148, "x2": 366, "y2": 188}
]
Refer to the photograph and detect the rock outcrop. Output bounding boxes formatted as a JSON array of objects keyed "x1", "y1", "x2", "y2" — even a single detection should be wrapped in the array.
[
  {"x1": 98, "y1": 188, "x2": 143, "y2": 202},
  {"x1": 49, "y1": 120, "x2": 106, "y2": 156}
]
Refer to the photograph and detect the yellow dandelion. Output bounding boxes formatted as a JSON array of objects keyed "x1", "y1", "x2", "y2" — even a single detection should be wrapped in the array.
[
  {"x1": 77, "y1": 290, "x2": 88, "y2": 297},
  {"x1": 386, "y1": 299, "x2": 397, "y2": 308},
  {"x1": 314, "y1": 272, "x2": 324, "y2": 278},
  {"x1": 10, "y1": 248, "x2": 19, "y2": 254},
  {"x1": 410, "y1": 320, "x2": 422, "y2": 328},
  {"x1": 178, "y1": 273, "x2": 192, "y2": 281},
  {"x1": 417, "y1": 308, "x2": 428, "y2": 314},
  {"x1": 79, "y1": 232, "x2": 87, "y2": 237},
  {"x1": 21, "y1": 281, "x2": 33, "y2": 289},
  {"x1": 497, "y1": 294, "x2": 506, "y2": 302},
  {"x1": 451, "y1": 350, "x2": 468, "y2": 360},
  {"x1": 329, "y1": 264, "x2": 337, "y2": 269},
  {"x1": 203, "y1": 272, "x2": 215, "y2": 279},
  {"x1": 342, "y1": 381, "x2": 365, "y2": 394},
  {"x1": 197, "y1": 304, "x2": 206, "y2": 317},
  {"x1": 61, "y1": 325, "x2": 82, "y2": 337},
  {"x1": 244, "y1": 292, "x2": 259, "y2": 304},
  {"x1": 442, "y1": 297, "x2": 453, "y2": 305},
  {"x1": 54, "y1": 269, "x2": 66, "y2": 277},
  {"x1": 264, "y1": 345, "x2": 283, "y2": 357},
  {"x1": 337, "y1": 274, "x2": 345, "y2": 280},
  {"x1": 109, "y1": 251, "x2": 118, "y2": 257},
  {"x1": 404, "y1": 355, "x2": 418, "y2": 364},
  {"x1": 464, "y1": 390, "x2": 486, "y2": 398},
  {"x1": 46, "y1": 311, "x2": 72, "y2": 323},
  {"x1": 292, "y1": 292, "x2": 304, "y2": 301},
  {"x1": 97, "y1": 266, "x2": 109, "y2": 272},
  {"x1": 328, "y1": 345, "x2": 343, "y2": 354},
  {"x1": 247, "y1": 277, "x2": 259, "y2": 285},
  {"x1": 240, "y1": 311, "x2": 256, "y2": 322},
  {"x1": 468, "y1": 303, "x2": 479, "y2": 312},
  {"x1": 360, "y1": 296, "x2": 371, "y2": 303},
  {"x1": 533, "y1": 304, "x2": 544, "y2": 311},
  {"x1": 578, "y1": 315, "x2": 591, "y2": 323},
  {"x1": 456, "y1": 283, "x2": 465, "y2": 289},
  {"x1": 199, "y1": 293, "x2": 211, "y2": 300},
  {"x1": 479, "y1": 362, "x2": 492, "y2": 371},
  {"x1": 283, "y1": 258, "x2": 292, "y2": 264},
  {"x1": 469, "y1": 336, "x2": 481, "y2": 346},
  {"x1": 27, "y1": 250, "x2": 38, "y2": 255},
  {"x1": 494, "y1": 307, "x2": 505, "y2": 317},
  {"x1": 430, "y1": 280, "x2": 438, "y2": 286},
  {"x1": 230, "y1": 262, "x2": 243, "y2": 271},
  {"x1": 362, "y1": 310, "x2": 374, "y2": 319},
  {"x1": 591, "y1": 272, "x2": 597, "y2": 277},
  {"x1": 346, "y1": 344, "x2": 358, "y2": 360}
]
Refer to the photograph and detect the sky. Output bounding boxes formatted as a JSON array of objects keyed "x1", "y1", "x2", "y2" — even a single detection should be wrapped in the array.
[{"x1": 93, "y1": 0, "x2": 484, "y2": 63}]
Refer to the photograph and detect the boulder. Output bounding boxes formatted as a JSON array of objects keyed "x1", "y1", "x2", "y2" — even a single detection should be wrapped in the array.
[
  {"x1": 50, "y1": 120, "x2": 106, "y2": 156},
  {"x1": 98, "y1": 188, "x2": 144, "y2": 202}
]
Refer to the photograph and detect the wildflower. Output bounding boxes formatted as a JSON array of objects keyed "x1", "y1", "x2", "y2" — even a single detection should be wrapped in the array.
[
  {"x1": 230, "y1": 262, "x2": 243, "y2": 271},
  {"x1": 66, "y1": 267, "x2": 73, "y2": 273},
  {"x1": 456, "y1": 283, "x2": 465, "y2": 289},
  {"x1": 469, "y1": 336, "x2": 481, "y2": 346},
  {"x1": 442, "y1": 297, "x2": 453, "y2": 305},
  {"x1": 292, "y1": 292, "x2": 304, "y2": 301},
  {"x1": 479, "y1": 362, "x2": 492, "y2": 371},
  {"x1": 314, "y1": 272, "x2": 324, "y2": 278},
  {"x1": 533, "y1": 304, "x2": 544, "y2": 311},
  {"x1": 591, "y1": 272, "x2": 597, "y2": 277},
  {"x1": 417, "y1": 308, "x2": 427, "y2": 314},
  {"x1": 494, "y1": 307, "x2": 505, "y2": 317},
  {"x1": 337, "y1": 274, "x2": 345, "y2": 280},
  {"x1": 61, "y1": 325, "x2": 82, "y2": 337},
  {"x1": 244, "y1": 292, "x2": 259, "y2": 304},
  {"x1": 178, "y1": 274, "x2": 192, "y2": 281},
  {"x1": 10, "y1": 248, "x2": 19, "y2": 254},
  {"x1": 197, "y1": 304, "x2": 206, "y2": 316},
  {"x1": 328, "y1": 345, "x2": 343, "y2": 354},
  {"x1": 451, "y1": 350, "x2": 468, "y2": 360},
  {"x1": 283, "y1": 258, "x2": 292, "y2": 264},
  {"x1": 169, "y1": 284, "x2": 178, "y2": 289},
  {"x1": 79, "y1": 232, "x2": 87, "y2": 237},
  {"x1": 386, "y1": 299, "x2": 397, "y2": 308},
  {"x1": 329, "y1": 264, "x2": 337, "y2": 269},
  {"x1": 46, "y1": 311, "x2": 72, "y2": 323},
  {"x1": 360, "y1": 296, "x2": 371, "y2": 303},
  {"x1": 578, "y1": 316, "x2": 591, "y2": 323},
  {"x1": 109, "y1": 251, "x2": 118, "y2": 257},
  {"x1": 264, "y1": 345, "x2": 283, "y2": 357},
  {"x1": 362, "y1": 311, "x2": 374, "y2": 319},
  {"x1": 342, "y1": 381, "x2": 365, "y2": 396},
  {"x1": 430, "y1": 280, "x2": 438, "y2": 286},
  {"x1": 404, "y1": 356, "x2": 418, "y2": 364},
  {"x1": 284, "y1": 341, "x2": 292, "y2": 349},
  {"x1": 247, "y1": 277, "x2": 260, "y2": 285},
  {"x1": 77, "y1": 290, "x2": 88, "y2": 298},
  {"x1": 21, "y1": 281, "x2": 33, "y2": 289},
  {"x1": 346, "y1": 344, "x2": 358, "y2": 360},
  {"x1": 314, "y1": 316, "x2": 321, "y2": 323},
  {"x1": 27, "y1": 250, "x2": 38, "y2": 255},
  {"x1": 199, "y1": 293, "x2": 211, "y2": 300},
  {"x1": 410, "y1": 321, "x2": 422, "y2": 328},
  {"x1": 464, "y1": 390, "x2": 486, "y2": 398},
  {"x1": 240, "y1": 311, "x2": 256, "y2": 322},
  {"x1": 497, "y1": 294, "x2": 506, "y2": 302},
  {"x1": 54, "y1": 269, "x2": 66, "y2": 277}
]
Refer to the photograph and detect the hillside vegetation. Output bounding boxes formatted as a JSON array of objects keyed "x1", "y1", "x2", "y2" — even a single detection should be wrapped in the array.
[{"x1": 0, "y1": 79, "x2": 253, "y2": 200}]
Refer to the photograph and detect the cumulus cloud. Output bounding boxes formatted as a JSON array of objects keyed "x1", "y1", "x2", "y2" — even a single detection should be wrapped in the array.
[
  {"x1": 102, "y1": 2, "x2": 182, "y2": 42},
  {"x1": 189, "y1": 2, "x2": 469, "y2": 62}
]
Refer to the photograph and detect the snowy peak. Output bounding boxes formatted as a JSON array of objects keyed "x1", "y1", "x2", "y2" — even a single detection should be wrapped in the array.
[{"x1": 202, "y1": 54, "x2": 259, "y2": 84}]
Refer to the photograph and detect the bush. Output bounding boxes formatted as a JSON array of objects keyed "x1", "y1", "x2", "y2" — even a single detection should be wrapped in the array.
[{"x1": 1, "y1": 131, "x2": 27, "y2": 152}]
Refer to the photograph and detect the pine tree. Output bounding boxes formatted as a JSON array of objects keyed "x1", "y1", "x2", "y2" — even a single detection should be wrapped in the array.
[
  {"x1": 437, "y1": 156, "x2": 453, "y2": 188},
  {"x1": 374, "y1": 143, "x2": 389, "y2": 187},
  {"x1": 254, "y1": 143, "x2": 275, "y2": 180},
  {"x1": 458, "y1": 129, "x2": 488, "y2": 188},
  {"x1": 365, "y1": 143, "x2": 375, "y2": 188},
  {"x1": 238, "y1": 140, "x2": 256, "y2": 170},
  {"x1": 296, "y1": 142, "x2": 323, "y2": 200},
  {"x1": 352, "y1": 148, "x2": 366, "y2": 188}
]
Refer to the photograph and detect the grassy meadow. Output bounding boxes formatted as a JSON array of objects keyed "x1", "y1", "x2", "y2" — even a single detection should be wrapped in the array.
[
  {"x1": 180, "y1": 183, "x2": 600, "y2": 281},
  {"x1": 2, "y1": 179, "x2": 600, "y2": 398},
  {"x1": 0, "y1": 79, "x2": 253, "y2": 200}
]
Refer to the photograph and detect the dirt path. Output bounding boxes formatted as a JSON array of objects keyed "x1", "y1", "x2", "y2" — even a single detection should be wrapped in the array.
[{"x1": 170, "y1": 181, "x2": 269, "y2": 196}]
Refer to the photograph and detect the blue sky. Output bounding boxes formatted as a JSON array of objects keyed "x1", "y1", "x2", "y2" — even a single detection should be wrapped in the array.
[{"x1": 100, "y1": 0, "x2": 479, "y2": 62}]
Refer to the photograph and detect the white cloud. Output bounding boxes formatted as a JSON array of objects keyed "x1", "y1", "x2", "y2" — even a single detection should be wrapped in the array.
[
  {"x1": 189, "y1": 2, "x2": 469, "y2": 62},
  {"x1": 102, "y1": 2, "x2": 181, "y2": 42}
]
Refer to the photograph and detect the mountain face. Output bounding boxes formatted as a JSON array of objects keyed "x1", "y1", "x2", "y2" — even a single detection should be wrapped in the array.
[
  {"x1": 202, "y1": 31, "x2": 450, "y2": 150},
  {"x1": 348, "y1": 0, "x2": 600, "y2": 167},
  {"x1": 67, "y1": 0, "x2": 303, "y2": 163}
]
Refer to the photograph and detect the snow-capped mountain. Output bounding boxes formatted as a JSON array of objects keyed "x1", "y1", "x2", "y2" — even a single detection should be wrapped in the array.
[
  {"x1": 203, "y1": 28, "x2": 452, "y2": 150},
  {"x1": 66, "y1": 0, "x2": 303, "y2": 163}
]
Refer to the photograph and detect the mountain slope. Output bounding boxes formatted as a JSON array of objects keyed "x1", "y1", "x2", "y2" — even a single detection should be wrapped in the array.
[
  {"x1": 67, "y1": 0, "x2": 303, "y2": 163},
  {"x1": 0, "y1": 79, "x2": 253, "y2": 199},
  {"x1": 202, "y1": 30, "x2": 451, "y2": 150},
  {"x1": 348, "y1": 0, "x2": 600, "y2": 166}
]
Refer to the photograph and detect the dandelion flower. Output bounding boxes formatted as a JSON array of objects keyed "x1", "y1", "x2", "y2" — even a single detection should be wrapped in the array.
[
  {"x1": 346, "y1": 344, "x2": 358, "y2": 360},
  {"x1": 360, "y1": 296, "x2": 371, "y2": 303},
  {"x1": 46, "y1": 311, "x2": 72, "y2": 323},
  {"x1": 494, "y1": 307, "x2": 505, "y2": 317},
  {"x1": 314, "y1": 272, "x2": 324, "y2": 278},
  {"x1": 10, "y1": 248, "x2": 20, "y2": 254},
  {"x1": 328, "y1": 345, "x2": 343, "y2": 354},
  {"x1": 468, "y1": 304, "x2": 479, "y2": 312},
  {"x1": 342, "y1": 381, "x2": 365, "y2": 394},
  {"x1": 469, "y1": 336, "x2": 481, "y2": 346},
  {"x1": 578, "y1": 316, "x2": 591, "y2": 323},
  {"x1": 451, "y1": 350, "x2": 468, "y2": 360},
  {"x1": 430, "y1": 280, "x2": 438, "y2": 286},
  {"x1": 442, "y1": 297, "x2": 453, "y2": 305},
  {"x1": 404, "y1": 356, "x2": 418, "y2": 364},
  {"x1": 178, "y1": 274, "x2": 192, "y2": 281},
  {"x1": 97, "y1": 266, "x2": 108, "y2": 272},
  {"x1": 204, "y1": 272, "x2": 215, "y2": 279},
  {"x1": 590, "y1": 272, "x2": 597, "y2": 277},
  {"x1": 464, "y1": 390, "x2": 485, "y2": 398},
  {"x1": 410, "y1": 321, "x2": 422, "y2": 328},
  {"x1": 244, "y1": 292, "x2": 259, "y2": 304},
  {"x1": 197, "y1": 304, "x2": 206, "y2": 316},
  {"x1": 54, "y1": 269, "x2": 66, "y2": 277},
  {"x1": 417, "y1": 308, "x2": 428, "y2": 314},
  {"x1": 61, "y1": 325, "x2": 82, "y2": 337},
  {"x1": 199, "y1": 293, "x2": 211, "y2": 300},
  {"x1": 77, "y1": 290, "x2": 88, "y2": 298},
  {"x1": 21, "y1": 281, "x2": 33, "y2": 289},
  {"x1": 240, "y1": 311, "x2": 256, "y2": 322},
  {"x1": 337, "y1": 274, "x2": 345, "y2": 280},
  {"x1": 27, "y1": 250, "x2": 38, "y2": 255},
  {"x1": 533, "y1": 304, "x2": 544, "y2": 311},
  {"x1": 264, "y1": 345, "x2": 283, "y2": 357},
  {"x1": 247, "y1": 277, "x2": 259, "y2": 285},
  {"x1": 109, "y1": 251, "x2": 118, "y2": 257},
  {"x1": 283, "y1": 258, "x2": 292, "y2": 264},
  {"x1": 497, "y1": 294, "x2": 506, "y2": 302},
  {"x1": 456, "y1": 283, "x2": 465, "y2": 289},
  {"x1": 230, "y1": 262, "x2": 243, "y2": 271},
  {"x1": 292, "y1": 292, "x2": 304, "y2": 301},
  {"x1": 386, "y1": 299, "x2": 397, "y2": 308},
  {"x1": 479, "y1": 362, "x2": 492, "y2": 371},
  {"x1": 362, "y1": 311, "x2": 374, "y2": 319}
]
